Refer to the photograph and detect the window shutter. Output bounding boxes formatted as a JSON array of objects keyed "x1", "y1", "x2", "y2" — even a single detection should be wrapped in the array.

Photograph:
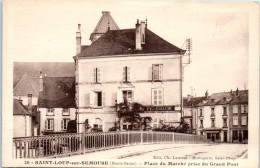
[
  {"x1": 127, "y1": 67, "x2": 131, "y2": 81},
  {"x1": 97, "y1": 68, "x2": 100, "y2": 82},
  {"x1": 122, "y1": 67, "x2": 126, "y2": 81},
  {"x1": 117, "y1": 90, "x2": 123, "y2": 104},
  {"x1": 90, "y1": 91, "x2": 95, "y2": 107},
  {"x1": 45, "y1": 120, "x2": 47, "y2": 130},
  {"x1": 159, "y1": 64, "x2": 163, "y2": 80},
  {"x1": 93, "y1": 68, "x2": 96, "y2": 82},
  {"x1": 102, "y1": 92, "x2": 106, "y2": 106},
  {"x1": 61, "y1": 119, "x2": 64, "y2": 130}
]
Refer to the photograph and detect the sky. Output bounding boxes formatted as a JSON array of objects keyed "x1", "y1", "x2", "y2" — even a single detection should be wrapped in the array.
[{"x1": 4, "y1": 0, "x2": 252, "y2": 96}]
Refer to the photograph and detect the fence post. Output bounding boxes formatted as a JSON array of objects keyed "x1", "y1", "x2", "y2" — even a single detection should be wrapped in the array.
[
  {"x1": 128, "y1": 131, "x2": 130, "y2": 145},
  {"x1": 141, "y1": 131, "x2": 143, "y2": 145}
]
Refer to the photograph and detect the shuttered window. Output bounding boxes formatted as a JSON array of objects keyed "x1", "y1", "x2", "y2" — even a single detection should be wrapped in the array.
[
  {"x1": 90, "y1": 91, "x2": 105, "y2": 107},
  {"x1": 45, "y1": 119, "x2": 54, "y2": 131},
  {"x1": 152, "y1": 64, "x2": 163, "y2": 81},
  {"x1": 61, "y1": 119, "x2": 70, "y2": 130},
  {"x1": 123, "y1": 66, "x2": 131, "y2": 82},
  {"x1": 93, "y1": 68, "x2": 101, "y2": 82}
]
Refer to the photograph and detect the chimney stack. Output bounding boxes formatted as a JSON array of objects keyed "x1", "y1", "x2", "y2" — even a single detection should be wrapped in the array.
[
  {"x1": 28, "y1": 94, "x2": 32, "y2": 113},
  {"x1": 39, "y1": 71, "x2": 43, "y2": 91},
  {"x1": 76, "y1": 24, "x2": 82, "y2": 55},
  {"x1": 135, "y1": 19, "x2": 142, "y2": 50},
  {"x1": 140, "y1": 21, "x2": 146, "y2": 44},
  {"x1": 236, "y1": 87, "x2": 239, "y2": 96},
  {"x1": 205, "y1": 90, "x2": 208, "y2": 99}
]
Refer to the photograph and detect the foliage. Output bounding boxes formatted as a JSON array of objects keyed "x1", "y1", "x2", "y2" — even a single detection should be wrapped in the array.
[
  {"x1": 67, "y1": 120, "x2": 77, "y2": 133},
  {"x1": 152, "y1": 118, "x2": 191, "y2": 133}
]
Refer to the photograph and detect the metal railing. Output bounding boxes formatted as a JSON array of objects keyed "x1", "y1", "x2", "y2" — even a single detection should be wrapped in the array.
[{"x1": 13, "y1": 131, "x2": 206, "y2": 159}]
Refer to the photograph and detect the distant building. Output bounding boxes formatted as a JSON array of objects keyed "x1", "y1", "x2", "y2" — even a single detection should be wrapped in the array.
[
  {"x1": 13, "y1": 99, "x2": 32, "y2": 137},
  {"x1": 74, "y1": 11, "x2": 185, "y2": 133},
  {"x1": 38, "y1": 77, "x2": 76, "y2": 135},
  {"x1": 13, "y1": 73, "x2": 39, "y2": 105},
  {"x1": 183, "y1": 95, "x2": 206, "y2": 134},
  {"x1": 196, "y1": 89, "x2": 248, "y2": 143}
]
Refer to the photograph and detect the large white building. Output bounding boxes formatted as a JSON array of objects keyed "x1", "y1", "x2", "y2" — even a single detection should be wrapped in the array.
[{"x1": 74, "y1": 11, "x2": 185, "y2": 133}]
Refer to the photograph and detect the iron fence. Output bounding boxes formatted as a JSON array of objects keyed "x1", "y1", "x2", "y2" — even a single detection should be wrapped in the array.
[{"x1": 13, "y1": 131, "x2": 206, "y2": 158}]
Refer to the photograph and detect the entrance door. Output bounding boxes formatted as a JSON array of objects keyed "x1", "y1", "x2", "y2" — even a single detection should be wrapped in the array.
[
  {"x1": 224, "y1": 131, "x2": 227, "y2": 142},
  {"x1": 239, "y1": 131, "x2": 242, "y2": 142}
]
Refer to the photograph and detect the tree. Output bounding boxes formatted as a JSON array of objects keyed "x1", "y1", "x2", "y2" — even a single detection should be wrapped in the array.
[
  {"x1": 141, "y1": 116, "x2": 152, "y2": 130},
  {"x1": 67, "y1": 120, "x2": 77, "y2": 133},
  {"x1": 117, "y1": 99, "x2": 144, "y2": 130}
]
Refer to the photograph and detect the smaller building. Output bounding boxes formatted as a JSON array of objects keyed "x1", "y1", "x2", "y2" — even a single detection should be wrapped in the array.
[
  {"x1": 183, "y1": 95, "x2": 206, "y2": 134},
  {"x1": 13, "y1": 99, "x2": 32, "y2": 137},
  {"x1": 38, "y1": 77, "x2": 76, "y2": 135},
  {"x1": 196, "y1": 89, "x2": 248, "y2": 143}
]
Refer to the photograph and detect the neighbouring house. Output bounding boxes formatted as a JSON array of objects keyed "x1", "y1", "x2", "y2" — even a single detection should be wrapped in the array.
[
  {"x1": 183, "y1": 95, "x2": 206, "y2": 134},
  {"x1": 38, "y1": 77, "x2": 76, "y2": 135},
  {"x1": 74, "y1": 11, "x2": 185, "y2": 133},
  {"x1": 13, "y1": 73, "x2": 40, "y2": 106},
  {"x1": 13, "y1": 99, "x2": 32, "y2": 137},
  {"x1": 196, "y1": 88, "x2": 248, "y2": 143}
]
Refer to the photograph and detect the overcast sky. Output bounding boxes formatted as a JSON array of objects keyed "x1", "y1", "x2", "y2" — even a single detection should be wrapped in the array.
[{"x1": 4, "y1": 0, "x2": 252, "y2": 96}]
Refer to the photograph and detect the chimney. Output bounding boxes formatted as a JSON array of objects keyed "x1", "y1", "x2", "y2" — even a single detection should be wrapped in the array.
[
  {"x1": 135, "y1": 19, "x2": 142, "y2": 50},
  {"x1": 205, "y1": 90, "x2": 208, "y2": 99},
  {"x1": 18, "y1": 99, "x2": 23, "y2": 104},
  {"x1": 28, "y1": 94, "x2": 32, "y2": 113},
  {"x1": 236, "y1": 87, "x2": 239, "y2": 96},
  {"x1": 76, "y1": 24, "x2": 82, "y2": 55},
  {"x1": 39, "y1": 71, "x2": 43, "y2": 91},
  {"x1": 140, "y1": 21, "x2": 146, "y2": 44}
]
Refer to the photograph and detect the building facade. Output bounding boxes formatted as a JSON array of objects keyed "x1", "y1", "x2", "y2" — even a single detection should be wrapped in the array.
[
  {"x1": 74, "y1": 13, "x2": 185, "y2": 133},
  {"x1": 196, "y1": 89, "x2": 248, "y2": 143},
  {"x1": 13, "y1": 99, "x2": 32, "y2": 137},
  {"x1": 38, "y1": 77, "x2": 76, "y2": 135}
]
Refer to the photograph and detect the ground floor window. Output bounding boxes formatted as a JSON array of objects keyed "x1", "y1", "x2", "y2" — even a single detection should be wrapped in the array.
[
  {"x1": 206, "y1": 132, "x2": 220, "y2": 141},
  {"x1": 61, "y1": 119, "x2": 70, "y2": 130},
  {"x1": 45, "y1": 119, "x2": 54, "y2": 131},
  {"x1": 92, "y1": 118, "x2": 102, "y2": 132}
]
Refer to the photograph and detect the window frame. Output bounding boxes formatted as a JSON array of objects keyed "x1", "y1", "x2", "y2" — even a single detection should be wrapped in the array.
[
  {"x1": 46, "y1": 108, "x2": 55, "y2": 116},
  {"x1": 152, "y1": 64, "x2": 163, "y2": 81},
  {"x1": 45, "y1": 119, "x2": 54, "y2": 131},
  {"x1": 233, "y1": 116, "x2": 238, "y2": 126},
  {"x1": 93, "y1": 67, "x2": 101, "y2": 83},
  {"x1": 152, "y1": 88, "x2": 164, "y2": 106},
  {"x1": 61, "y1": 118, "x2": 70, "y2": 130},
  {"x1": 123, "y1": 66, "x2": 131, "y2": 82},
  {"x1": 62, "y1": 108, "x2": 70, "y2": 116}
]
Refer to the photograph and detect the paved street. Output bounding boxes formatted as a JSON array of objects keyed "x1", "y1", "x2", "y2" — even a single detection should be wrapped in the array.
[{"x1": 69, "y1": 143, "x2": 248, "y2": 159}]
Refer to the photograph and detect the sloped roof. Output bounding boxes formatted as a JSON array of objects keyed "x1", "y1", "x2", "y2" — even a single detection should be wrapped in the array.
[
  {"x1": 90, "y1": 11, "x2": 119, "y2": 40},
  {"x1": 183, "y1": 97, "x2": 206, "y2": 107},
  {"x1": 78, "y1": 29, "x2": 185, "y2": 57},
  {"x1": 230, "y1": 90, "x2": 248, "y2": 104},
  {"x1": 14, "y1": 62, "x2": 75, "y2": 88},
  {"x1": 13, "y1": 99, "x2": 32, "y2": 115},
  {"x1": 13, "y1": 73, "x2": 39, "y2": 97},
  {"x1": 200, "y1": 90, "x2": 248, "y2": 106},
  {"x1": 38, "y1": 77, "x2": 76, "y2": 108}
]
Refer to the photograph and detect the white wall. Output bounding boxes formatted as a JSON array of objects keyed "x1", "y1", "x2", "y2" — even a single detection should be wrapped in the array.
[
  {"x1": 13, "y1": 115, "x2": 32, "y2": 137},
  {"x1": 39, "y1": 108, "x2": 76, "y2": 135},
  {"x1": 76, "y1": 54, "x2": 182, "y2": 133}
]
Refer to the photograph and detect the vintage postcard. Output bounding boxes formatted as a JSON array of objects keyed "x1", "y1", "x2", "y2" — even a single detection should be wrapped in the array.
[{"x1": 2, "y1": 0, "x2": 259, "y2": 167}]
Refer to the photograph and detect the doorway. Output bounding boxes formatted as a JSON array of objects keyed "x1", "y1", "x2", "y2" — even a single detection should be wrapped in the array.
[{"x1": 224, "y1": 131, "x2": 227, "y2": 142}]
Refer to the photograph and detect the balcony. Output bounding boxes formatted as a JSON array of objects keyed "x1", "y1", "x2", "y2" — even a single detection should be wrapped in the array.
[{"x1": 210, "y1": 113, "x2": 215, "y2": 118}]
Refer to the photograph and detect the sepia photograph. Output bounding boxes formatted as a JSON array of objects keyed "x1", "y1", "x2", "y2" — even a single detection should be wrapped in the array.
[{"x1": 2, "y1": 0, "x2": 259, "y2": 167}]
